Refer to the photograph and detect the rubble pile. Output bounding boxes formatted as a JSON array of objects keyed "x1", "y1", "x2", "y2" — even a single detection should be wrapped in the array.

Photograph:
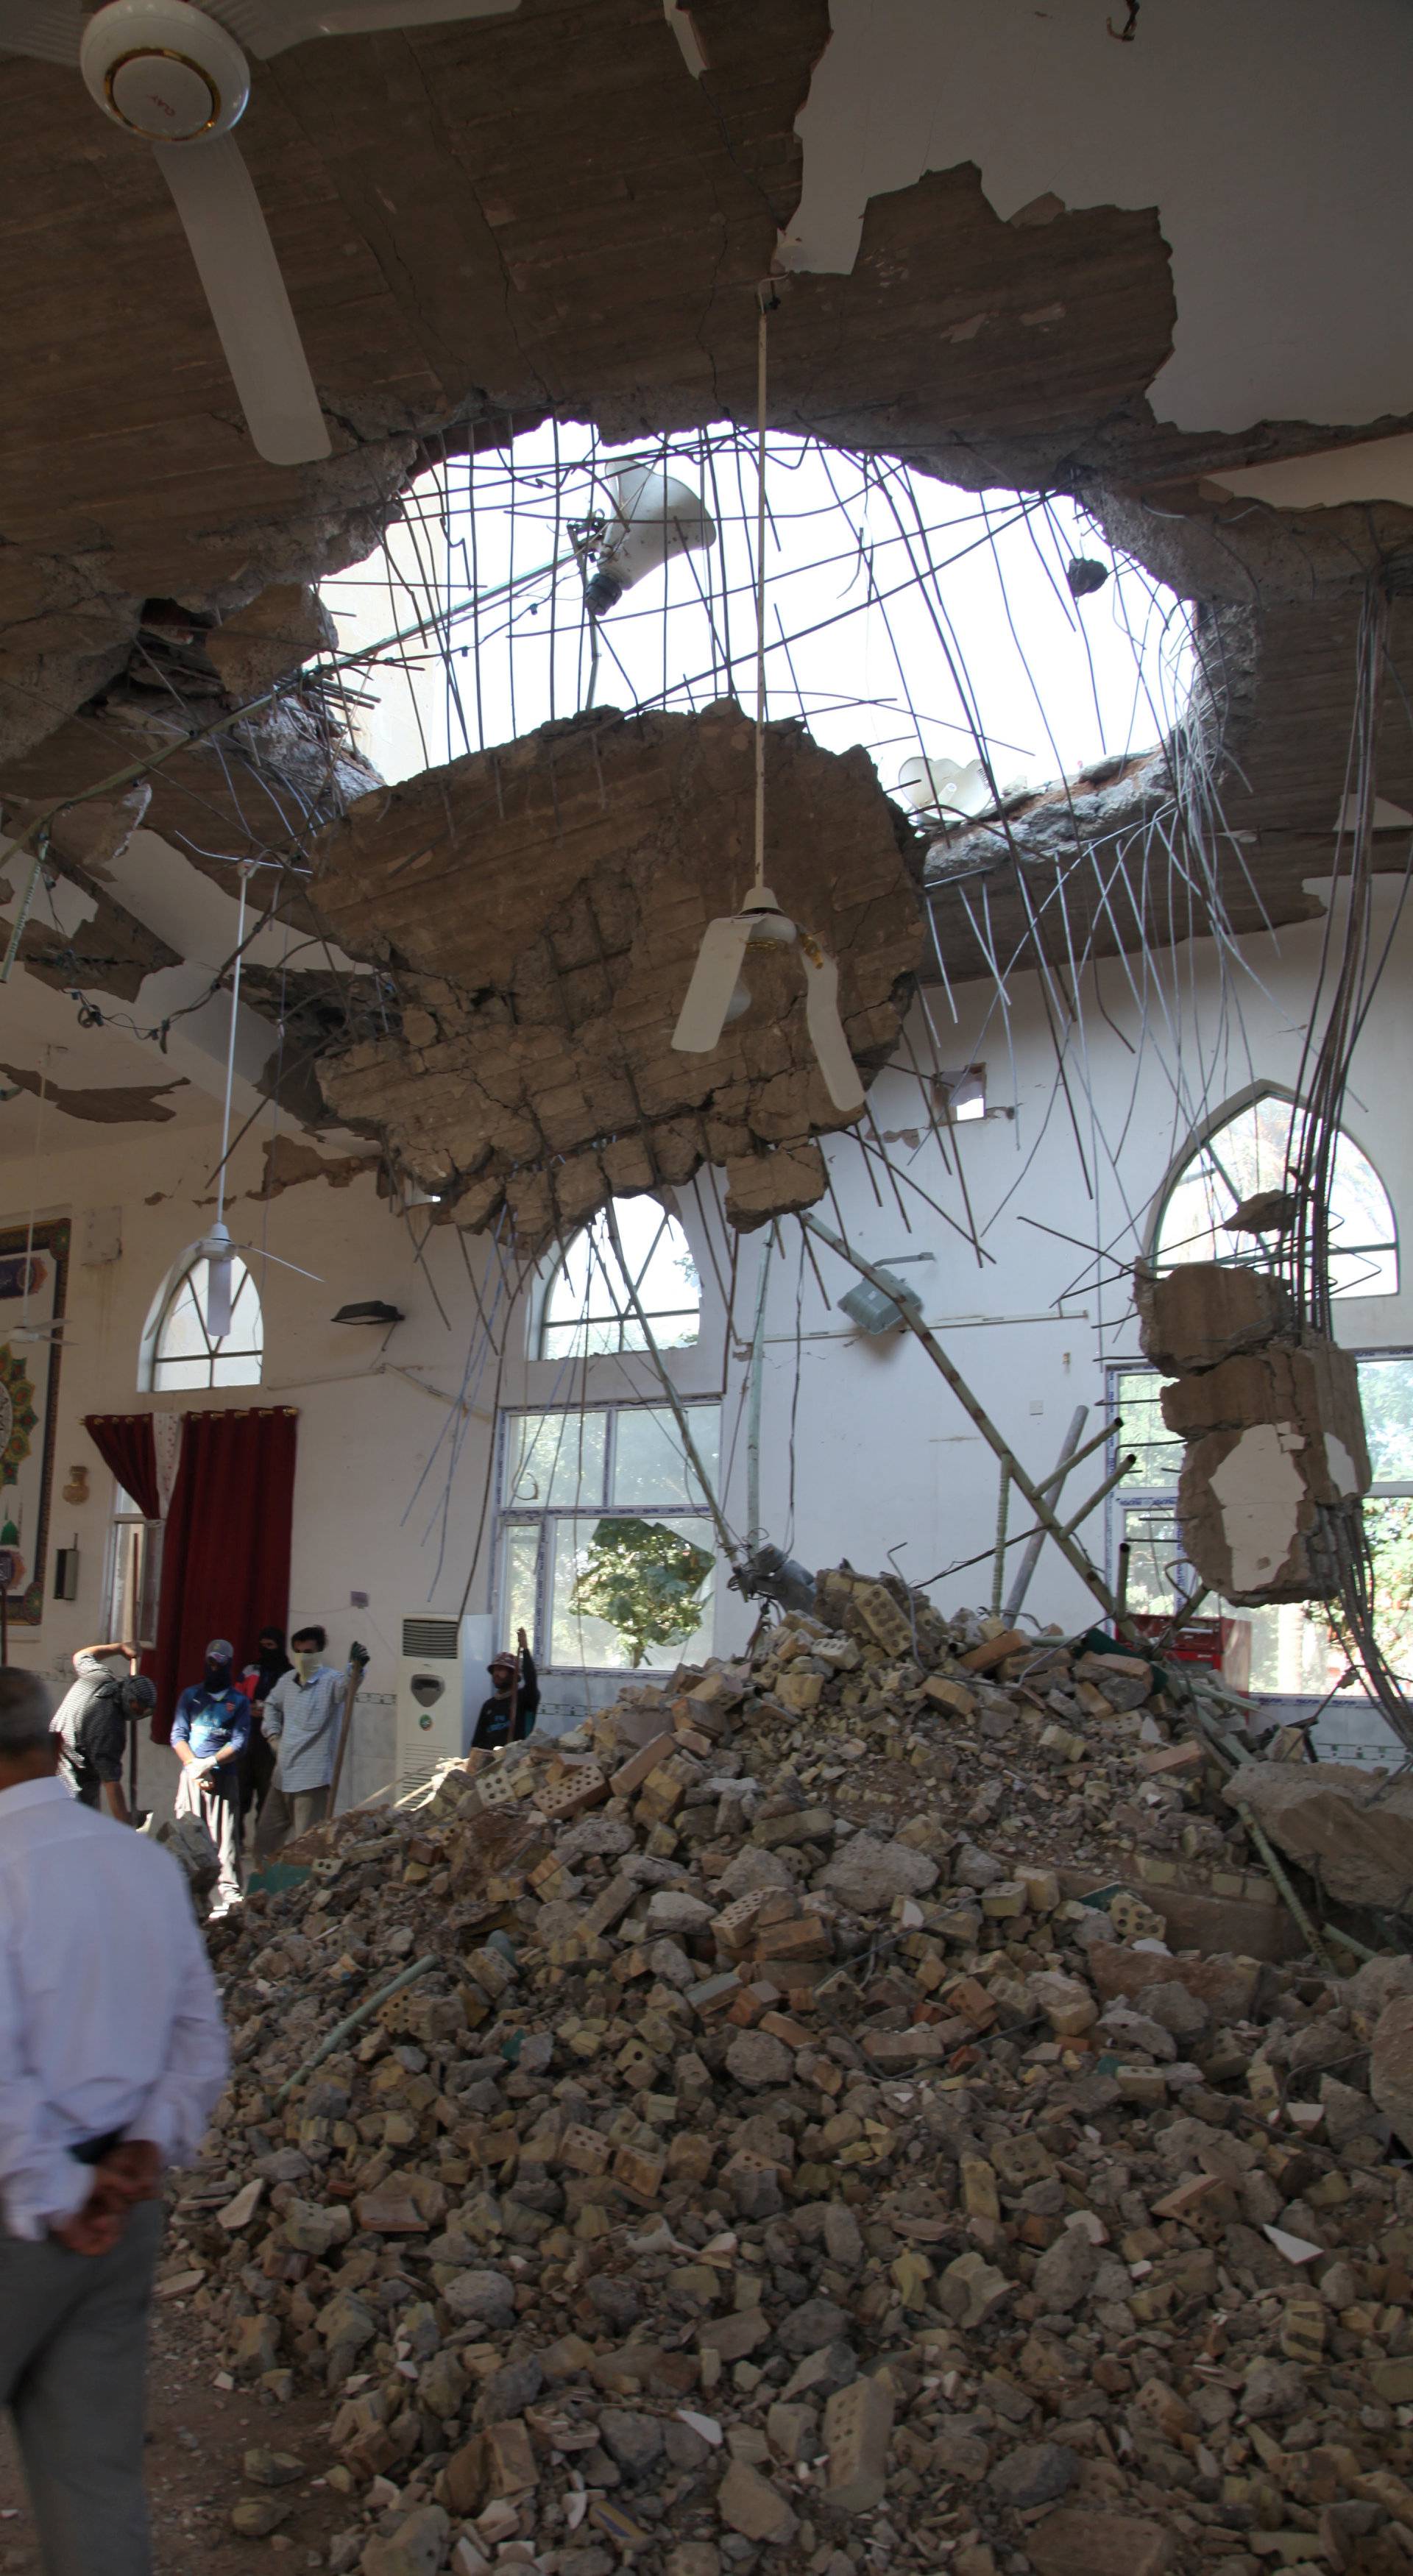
[{"x1": 180, "y1": 1571, "x2": 1413, "y2": 2576}]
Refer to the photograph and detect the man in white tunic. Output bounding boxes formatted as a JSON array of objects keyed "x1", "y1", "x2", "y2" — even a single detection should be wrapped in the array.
[
  {"x1": 262, "y1": 1623, "x2": 367, "y2": 1843},
  {"x1": 0, "y1": 1666, "x2": 230, "y2": 2576}
]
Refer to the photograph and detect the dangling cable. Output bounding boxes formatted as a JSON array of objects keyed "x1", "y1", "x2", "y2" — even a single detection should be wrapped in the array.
[
  {"x1": 215, "y1": 863, "x2": 251, "y2": 1240},
  {"x1": 19, "y1": 1050, "x2": 47, "y2": 1338},
  {"x1": 753, "y1": 290, "x2": 769, "y2": 898}
]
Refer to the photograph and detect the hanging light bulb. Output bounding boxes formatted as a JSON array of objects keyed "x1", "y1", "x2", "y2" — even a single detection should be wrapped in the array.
[{"x1": 584, "y1": 464, "x2": 716, "y2": 615}]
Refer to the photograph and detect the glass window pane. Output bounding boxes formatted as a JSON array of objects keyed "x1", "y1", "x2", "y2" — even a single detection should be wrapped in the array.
[
  {"x1": 212, "y1": 1350, "x2": 262, "y2": 1387},
  {"x1": 152, "y1": 1356, "x2": 209, "y2": 1391},
  {"x1": 1114, "y1": 1370, "x2": 1184, "y2": 1488},
  {"x1": 1120, "y1": 1504, "x2": 1187, "y2": 1616},
  {"x1": 154, "y1": 1250, "x2": 263, "y2": 1390},
  {"x1": 540, "y1": 1197, "x2": 701, "y2": 1358},
  {"x1": 227, "y1": 1265, "x2": 258, "y2": 1329},
  {"x1": 1364, "y1": 1496, "x2": 1413, "y2": 1679},
  {"x1": 549, "y1": 1513, "x2": 715, "y2": 1671},
  {"x1": 505, "y1": 1409, "x2": 608, "y2": 1510},
  {"x1": 612, "y1": 1405, "x2": 720, "y2": 1510},
  {"x1": 159, "y1": 1279, "x2": 210, "y2": 1365},
  {"x1": 1359, "y1": 1359, "x2": 1413, "y2": 1484},
  {"x1": 503, "y1": 1524, "x2": 540, "y2": 1650},
  {"x1": 1156, "y1": 1097, "x2": 1397, "y2": 1298}
]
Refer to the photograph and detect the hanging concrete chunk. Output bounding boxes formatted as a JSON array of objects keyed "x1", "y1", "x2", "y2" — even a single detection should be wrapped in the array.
[
  {"x1": 308, "y1": 701, "x2": 922, "y2": 1250},
  {"x1": 1133, "y1": 1261, "x2": 1371, "y2": 1603}
]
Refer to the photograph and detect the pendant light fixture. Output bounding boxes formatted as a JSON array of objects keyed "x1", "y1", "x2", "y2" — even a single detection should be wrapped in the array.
[
  {"x1": 168, "y1": 862, "x2": 323, "y2": 1343},
  {"x1": 583, "y1": 463, "x2": 716, "y2": 617},
  {"x1": 670, "y1": 297, "x2": 865, "y2": 1119},
  {"x1": 14, "y1": 1052, "x2": 63, "y2": 1346}
]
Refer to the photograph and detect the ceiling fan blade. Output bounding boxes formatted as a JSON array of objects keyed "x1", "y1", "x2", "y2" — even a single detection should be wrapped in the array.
[
  {"x1": 153, "y1": 135, "x2": 331, "y2": 465},
  {"x1": 205, "y1": 1252, "x2": 234, "y2": 1342},
  {"x1": 672, "y1": 915, "x2": 755, "y2": 1054},
  {"x1": 210, "y1": 0, "x2": 520, "y2": 54},
  {"x1": 0, "y1": 0, "x2": 80, "y2": 61},
  {"x1": 230, "y1": 1242, "x2": 326, "y2": 1283},
  {"x1": 801, "y1": 941, "x2": 865, "y2": 1117}
]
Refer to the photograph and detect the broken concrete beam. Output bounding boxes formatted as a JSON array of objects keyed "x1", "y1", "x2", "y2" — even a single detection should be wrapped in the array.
[
  {"x1": 204, "y1": 583, "x2": 336, "y2": 704},
  {"x1": 1167, "y1": 1340, "x2": 1370, "y2": 1603}
]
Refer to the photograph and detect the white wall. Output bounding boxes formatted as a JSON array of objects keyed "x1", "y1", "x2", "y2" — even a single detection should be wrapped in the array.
[
  {"x1": 732, "y1": 882, "x2": 1413, "y2": 1637},
  {"x1": 9, "y1": 880, "x2": 1410, "y2": 1809},
  {"x1": 1, "y1": 1114, "x2": 509, "y2": 1808}
]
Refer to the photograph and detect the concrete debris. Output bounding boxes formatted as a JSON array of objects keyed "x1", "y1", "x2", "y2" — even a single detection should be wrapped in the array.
[
  {"x1": 1134, "y1": 1264, "x2": 1297, "y2": 1376},
  {"x1": 180, "y1": 1569, "x2": 1413, "y2": 2576},
  {"x1": 1134, "y1": 1263, "x2": 1371, "y2": 1605},
  {"x1": 202, "y1": 583, "x2": 337, "y2": 706},
  {"x1": 308, "y1": 703, "x2": 924, "y2": 1253},
  {"x1": 1225, "y1": 1763, "x2": 1413, "y2": 1917}
]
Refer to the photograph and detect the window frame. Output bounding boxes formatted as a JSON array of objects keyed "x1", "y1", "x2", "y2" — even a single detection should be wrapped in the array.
[
  {"x1": 104, "y1": 1483, "x2": 163, "y2": 1654},
  {"x1": 1150, "y1": 1086, "x2": 1399, "y2": 1300},
  {"x1": 139, "y1": 1245, "x2": 264, "y2": 1393},
  {"x1": 532, "y1": 1197, "x2": 702, "y2": 1362},
  {"x1": 495, "y1": 1396, "x2": 720, "y2": 1676},
  {"x1": 1105, "y1": 1350, "x2": 1413, "y2": 1700}
]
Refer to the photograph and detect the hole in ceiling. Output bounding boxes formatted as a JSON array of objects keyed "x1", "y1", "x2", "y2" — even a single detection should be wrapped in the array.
[{"x1": 321, "y1": 423, "x2": 1192, "y2": 809}]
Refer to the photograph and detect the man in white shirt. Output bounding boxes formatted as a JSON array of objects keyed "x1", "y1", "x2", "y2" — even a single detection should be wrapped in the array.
[
  {"x1": 262, "y1": 1622, "x2": 367, "y2": 1844},
  {"x1": 0, "y1": 1667, "x2": 230, "y2": 2576}
]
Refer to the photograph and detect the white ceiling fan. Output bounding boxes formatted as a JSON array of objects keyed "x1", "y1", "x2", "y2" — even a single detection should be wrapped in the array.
[
  {"x1": 672, "y1": 884, "x2": 865, "y2": 1118},
  {"x1": 0, "y1": 0, "x2": 525, "y2": 466}
]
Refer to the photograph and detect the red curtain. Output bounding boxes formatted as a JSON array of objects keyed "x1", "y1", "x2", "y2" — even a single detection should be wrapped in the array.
[
  {"x1": 150, "y1": 1409, "x2": 298, "y2": 1742},
  {"x1": 82, "y1": 1413, "x2": 160, "y2": 1521}
]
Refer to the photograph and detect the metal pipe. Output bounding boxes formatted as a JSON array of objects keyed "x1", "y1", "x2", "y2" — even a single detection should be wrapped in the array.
[
  {"x1": 1236, "y1": 1805, "x2": 1335, "y2": 1971},
  {"x1": 275, "y1": 1953, "x2": 438, "y2": 2106},
  {"x1": 991, "y1": 1466, "x2": 1010, "y2": 1616},
  {"x1": 1035, "y1": 1414, "x2": 1115, "y2": 1496},
  {"x1": 1059, "y1": 1454, "x2": 1136, "y2": 1540},
  {"x1": 1004, "y1": 1405, "x2": 1087, "y2": 1621}
]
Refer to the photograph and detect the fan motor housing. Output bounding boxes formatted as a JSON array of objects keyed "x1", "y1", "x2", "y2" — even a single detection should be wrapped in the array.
[{"x1": 81, "y1": 0, "x2": 250, "y2": 139}]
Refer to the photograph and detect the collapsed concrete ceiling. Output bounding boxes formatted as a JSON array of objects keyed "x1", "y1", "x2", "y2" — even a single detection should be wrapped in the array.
[
  {"x1": 3, "y1": 0, "x2": 1413, "y2": 1172},
  {"x1": 308, "y1": 699, "x2": 923, "y2": 1245},
  {"x1": 925, "y1": 594, "x2": 1413, "y2": 981}
]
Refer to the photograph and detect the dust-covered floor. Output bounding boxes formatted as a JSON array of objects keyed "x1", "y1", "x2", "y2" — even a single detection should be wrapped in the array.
[{"x1": 0, "y1": 2276, "x2": 344, "y2": 2572}]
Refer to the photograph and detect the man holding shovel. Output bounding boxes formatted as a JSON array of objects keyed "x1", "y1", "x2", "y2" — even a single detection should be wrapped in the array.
[{"x1": 261, "y1": 1626, "x2": 369, "y2": 1845}]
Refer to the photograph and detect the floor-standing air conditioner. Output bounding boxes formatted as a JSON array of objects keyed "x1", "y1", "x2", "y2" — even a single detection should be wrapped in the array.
[{"x1": 395, "y1": 1613, "x2": 494, "y2": 1785}]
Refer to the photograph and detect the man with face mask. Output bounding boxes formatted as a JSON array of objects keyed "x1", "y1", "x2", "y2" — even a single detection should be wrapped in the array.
[
  {"x1": 261, "y1": 1626, "x2": 369, "y2": 1845},
  {"x1": 236, "y1": 1625, "x2": 288, "y2": 1845},
  {"x1": 170, "y1": 1640, "x2": 249, "y2": 1914},
  {"x1": 51, "y1": 1650, "x2": 157, "y2": 1821}
]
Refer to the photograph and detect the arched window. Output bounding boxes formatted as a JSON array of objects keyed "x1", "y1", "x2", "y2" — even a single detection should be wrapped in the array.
[
  {"x1": 146, "y1": 1249, "x2": 264, "y2": 1391},
  {"x1": 1155, "y1": 1094, "x2": 1398, "y2": 1298},
  {"x1": 539, "y1": 1198, "x2": 701, "y2": 1359}
]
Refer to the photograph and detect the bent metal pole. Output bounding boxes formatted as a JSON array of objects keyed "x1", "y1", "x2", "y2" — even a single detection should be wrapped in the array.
[{"x1": 801, "y1": 1214, "x2": 1136, "y2": 1636}]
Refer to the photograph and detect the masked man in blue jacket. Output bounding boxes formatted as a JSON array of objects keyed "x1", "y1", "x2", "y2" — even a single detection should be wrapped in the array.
[{"x1": 170, "y1": 1638, "x2": 249, "y2": 1915}]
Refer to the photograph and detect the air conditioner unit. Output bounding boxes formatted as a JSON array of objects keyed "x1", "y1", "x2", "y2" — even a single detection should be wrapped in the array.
[{"x1": 396, "y1": 1612, "x2": 495, "y2": 1786}]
